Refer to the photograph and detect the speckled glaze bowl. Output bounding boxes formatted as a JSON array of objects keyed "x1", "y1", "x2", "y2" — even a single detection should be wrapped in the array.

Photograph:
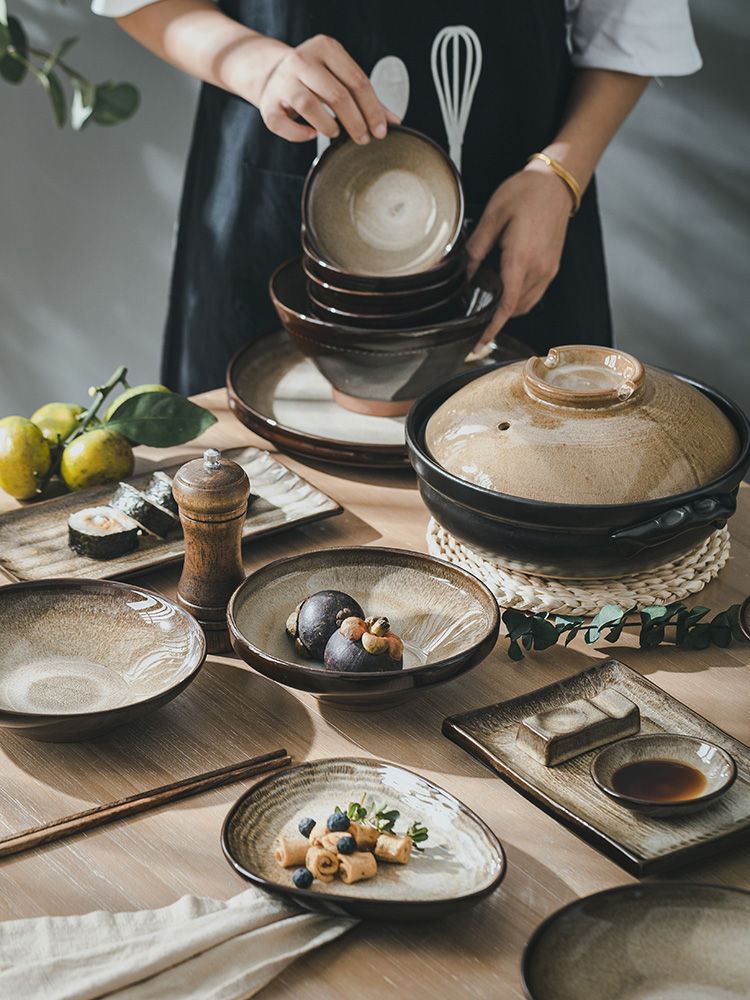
[
  {"x1": 522, "y1": 883, "x2": 750, "y2": 1000},
  {"x1": 302, "y1": 125, "x2": 464, "y2": 277},
  {"x1": 222, "y1": 757, "x2": 507, "y2": 920},
  {"x1": 590, "y1": 733, "x2": 736, "y2": 817},
  {"x1": 0, "y1": 578, "x2": 206, "y2": 741},
  {"x1": 270, "y1": 256, "x2": 500, "y2": 416},
  {"x1": 406, "y1": 347, "x2": 750, "y2": 578},
  {"x1": 226, "y1": 546, "x2": 499, "y2": 711}
]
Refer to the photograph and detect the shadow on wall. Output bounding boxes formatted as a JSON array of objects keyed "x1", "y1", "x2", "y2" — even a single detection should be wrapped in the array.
[{"x1": 598, "y1": 0, "x2": 750, "y2": 421}]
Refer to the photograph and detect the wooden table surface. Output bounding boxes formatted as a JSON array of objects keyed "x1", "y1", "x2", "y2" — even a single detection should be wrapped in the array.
[{"x1": 1, "y1": 388, "x2": 749, "y2": 999}]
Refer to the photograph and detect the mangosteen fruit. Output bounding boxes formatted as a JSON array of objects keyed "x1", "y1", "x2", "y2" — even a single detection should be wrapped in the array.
[
  {"x1": 323, "y1": 615, "x2": 404, "y2": 673},
  {"x1": 286, "y1": 589, "x2": 364, "y2": 660}
]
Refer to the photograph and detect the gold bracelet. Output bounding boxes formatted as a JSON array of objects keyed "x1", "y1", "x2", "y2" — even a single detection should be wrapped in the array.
[{"x1": 526, "y1": 152, "x2": 582, "y2": 217}]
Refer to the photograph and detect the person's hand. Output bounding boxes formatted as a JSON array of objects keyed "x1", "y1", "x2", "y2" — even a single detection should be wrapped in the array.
[
  {"x1": 466, "y1": 164, "x2": 574, "y2": 354},
  {"x1": 256, "y1": 34, "x2": 401, "y2": 144}
]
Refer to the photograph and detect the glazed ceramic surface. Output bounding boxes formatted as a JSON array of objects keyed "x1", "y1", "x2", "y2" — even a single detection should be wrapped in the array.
[
  {"x1": 444, "y1": 658, "x2": 750, "y2": 875},
  {"x1": 522, "y1": 883, "x2": 750, "y2": 1000},
  {"x1": 590, "y1": 733, "x2": 737, "y2": 817},
  {"x1": 302, "y1": 126, "x2": 464, "y2": 277},
  {"x1": 0, "y1": 447, "x2": 341, "y2": 583},
  {"x1": 0, "y1": 579, "x2": 206, "y2": 741},
  {"x1": 227, "y1": 545, "x2": 499, "y2": 710},
  {"x1": 426, "y1": 345, "x2": 741, "y2": 504},
  {"x1": 407, "y1": 359, "x2": 750, "y2": 578},
  {"x1": 304, "y1": 256, "x2": 466, "y2": 312},
  {"x1": 221, "y1": 757, "x2": 506, "y2": 920}
]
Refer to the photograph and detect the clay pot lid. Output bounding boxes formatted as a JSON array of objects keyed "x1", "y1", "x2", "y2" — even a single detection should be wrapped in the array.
[{"x1": 425, "y1": 345, "x2": 741, "y2": 505}]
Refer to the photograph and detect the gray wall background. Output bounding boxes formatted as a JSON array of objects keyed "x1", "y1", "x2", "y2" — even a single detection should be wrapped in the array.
[{"x1": 1, "y1": 0, "x2": 748, "y2": 422}]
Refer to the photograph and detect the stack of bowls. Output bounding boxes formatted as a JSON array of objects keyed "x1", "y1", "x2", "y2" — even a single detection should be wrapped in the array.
[{"x1": 270, "y1": 125, "x2": 501, "y2": 416}]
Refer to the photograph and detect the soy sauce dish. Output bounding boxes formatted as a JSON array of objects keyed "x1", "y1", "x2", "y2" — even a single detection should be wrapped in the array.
[{"x1": 590, "y1": 734, "x2": 737, "y2": 817}]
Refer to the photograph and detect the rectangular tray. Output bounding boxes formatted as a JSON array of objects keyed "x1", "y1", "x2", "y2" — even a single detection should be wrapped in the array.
[
  {"x1": 443, "y1": 658, "x2": 750, "y2": 876},
  {"x1": 0, "y1": 447, "x2": 342, "y2": 583}
]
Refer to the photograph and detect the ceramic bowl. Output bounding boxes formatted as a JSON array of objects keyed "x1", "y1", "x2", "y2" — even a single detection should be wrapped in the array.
[
  {"x1": 270, "y1": 256, "x2": 500, "y2": 416},
  {"x1": 306, "y1": 279, "x2": 464, "y2": 329},
  {"x1": 301, "y1": 125, "x2": 464, "y2": 277},
  {"x1": 0, "y1": 578, "x2": 206, "y2": 741},
  {"x1": 522, "y1": 883, "x2": 750, "y2": 1000},
  {"x1": 221, "y1": 757, "x2": 507, "y2": 920},
  {"x1": 590, "y1": 733, "x2": 736, "y2": 817},
  {"x1": 406, "y1": 353, "x2": 750, "y2": 578},
  {"x1": 739, "y1": 594, "x2": 750, "y2": 642},
  {"x1": 226, "y1": 546, "x2": 499, "y2": 711}
]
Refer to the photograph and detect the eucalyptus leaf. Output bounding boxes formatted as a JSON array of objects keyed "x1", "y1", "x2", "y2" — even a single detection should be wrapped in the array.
[
  {"x1": 529, "y1": 616, "x2": 560, "y2": 650},
  {"x1": 728, "y1": 604, "x2": 746, "y2": 642},
  {"x1": 685, "y1": 623, "x2": 712, "y2": 649},
  {"x1": 45, "y1": 69, "x2": 66, "y2": 128},
  {"x1": 0, "y1": 1, "x2": 8, "y2": 27},
  {"x1": 43, "y1": 35, "x2": 78, "y2": 75},
  {"x1": 103, "y1": 391, "x2": 217, "y2": 446},
  {"x1": 91, "y1": 81, "x2": 140, "y2": 125},
  {"x1": 0, "y1": 15, "x2": 27, "y2": 84},
  {"x1": 587, "y1": 603, "x2": 624, "y2": 642},
  {"x1": 70, "y1": 77, "x2": 96, "y2": 130}
]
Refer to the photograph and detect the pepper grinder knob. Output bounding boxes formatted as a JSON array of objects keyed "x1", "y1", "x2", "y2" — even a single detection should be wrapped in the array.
[{"x1": 172, "y1": 448, "x2": 250, "y2": 654}]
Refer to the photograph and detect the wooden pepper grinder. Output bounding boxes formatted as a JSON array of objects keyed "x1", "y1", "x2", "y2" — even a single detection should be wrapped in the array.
[{"x1": 173, "y1": 448, "x2": 250, "y2": 654}]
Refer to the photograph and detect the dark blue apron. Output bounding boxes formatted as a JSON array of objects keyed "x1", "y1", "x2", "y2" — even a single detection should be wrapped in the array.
[{"x1": 161, "y1": 0, "x2": 612, "y2": 395}]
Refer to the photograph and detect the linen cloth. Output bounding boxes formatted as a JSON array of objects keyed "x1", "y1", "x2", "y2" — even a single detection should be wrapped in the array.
[{"x1": 0, "y1": 888, "x2": 357, "y2": 1000}]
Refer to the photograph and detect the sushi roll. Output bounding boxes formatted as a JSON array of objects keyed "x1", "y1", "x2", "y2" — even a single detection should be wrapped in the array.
[
  {"x1": 68, "y1": 506, "x2": 141, "y2": 559},
  {"x1": 110, "y1": 481, "x2": 180, "y2": 538},
  {"x1": 142, "y1": 470, "x2": 179, "y2": 517}
]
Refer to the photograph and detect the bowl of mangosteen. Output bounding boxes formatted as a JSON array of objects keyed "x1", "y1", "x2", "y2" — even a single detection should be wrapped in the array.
[{"x1": 226, "y1": 546, "x2": 500, "y2": 710}]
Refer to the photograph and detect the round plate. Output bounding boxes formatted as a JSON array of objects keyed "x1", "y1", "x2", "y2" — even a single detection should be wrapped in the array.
[
  {"x1": 226, "y1": 330, "x2": 521, "y2": 468},
  {"x1": 221, "y1": 757, "x2": 506, "y2": 920},
  {"x1": 522, "y1": 883, "x2": 750, "y2": 1000}
]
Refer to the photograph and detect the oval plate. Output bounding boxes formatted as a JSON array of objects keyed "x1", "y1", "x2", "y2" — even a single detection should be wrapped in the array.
[{"x1": 221, "y1": 757, "x2": 506, "y2": 920}]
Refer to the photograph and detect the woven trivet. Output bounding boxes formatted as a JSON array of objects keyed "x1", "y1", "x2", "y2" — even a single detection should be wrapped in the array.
[{"x1": 426, "y1": 519, "x2": 731, "y2": 616}]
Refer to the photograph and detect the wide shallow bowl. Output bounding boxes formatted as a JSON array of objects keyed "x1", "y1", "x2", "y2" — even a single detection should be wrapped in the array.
[
  {"x1": 522, "y1": 882, "x2": 750, "y2": 1000},
  {"x1": 406, "y1": 354, "x2": 750, "y2": 578},
  {"x1": 221, "y1": 757, "x2": 506, "y2": 920},
  {"x1": 301, "y1": 125, "x2": 464, "y2": 277},
  {"x1": 590, "y1": 733, "x2": 736, "y2": 817},
  {"x1": 270, "y1": 256, "x2": 500, "y2": 416},
  {"x1": 226, "y1": 546, "x2": 499, "y2": 711},
  {"x1": 0, "y1": 578, "x2": 206, "y2": 741}
]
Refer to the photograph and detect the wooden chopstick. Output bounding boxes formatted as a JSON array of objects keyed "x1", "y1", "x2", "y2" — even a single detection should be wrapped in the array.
[{"x1": 0, "y1": 747, "x2": 291, "y2": 860}]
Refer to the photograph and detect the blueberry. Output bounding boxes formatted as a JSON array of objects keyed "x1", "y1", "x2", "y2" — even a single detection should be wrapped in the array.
[
  {"x1": 298, "y1": 816, "x2": 316, "y2": 839},
  {"x1": 327, "y1": 811, "x2": 350, "y2": 832},
  {"x1": 292, "y1": 867, "x2": 313, "y2": 889},
  {"x1": 337, "y1": 835, "x2": 356, "y2": 855}
]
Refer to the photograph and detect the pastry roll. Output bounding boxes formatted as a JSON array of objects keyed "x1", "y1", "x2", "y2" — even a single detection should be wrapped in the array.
[
  {"x1": 308, "y1": 820, "x2": 328, "y2": 846},
  {"x1": 320, "y1": 831, "x2": 347, "y2": 853},
  {"x1": 349, "y1": 821, "x2": 379, "y2": 850},
  {"x1": 274, "y1": 836, "x2": 309, "y2": 868},
  {"x1": 337, "y1": 850, "x2": 378, "y2": 884},
  {"x1": 374, "y1": 833, "x2": 413, "y2": 864},
  {"x1": 305, "y1": 845, "x2": 339, "y2": 883}
]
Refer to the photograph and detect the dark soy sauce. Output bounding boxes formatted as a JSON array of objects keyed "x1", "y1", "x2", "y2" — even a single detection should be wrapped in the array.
[{"x1": 612, "y1": 758, "x2": 707, "y2": 801}]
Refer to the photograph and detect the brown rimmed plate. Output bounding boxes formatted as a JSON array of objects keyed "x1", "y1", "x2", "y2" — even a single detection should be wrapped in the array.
[
  {"x1": 443, "y1": 658, "x2": 750, "y2": 876},
  {"x1": 221, "y1": 757, "x2": 506, "y2": 921},
  {"x1": 0, "y1": 447, "x2": 341, "y2": 583},
  {"x1": 522, "y1": 883, "x2": 750, "y2": 1000}
]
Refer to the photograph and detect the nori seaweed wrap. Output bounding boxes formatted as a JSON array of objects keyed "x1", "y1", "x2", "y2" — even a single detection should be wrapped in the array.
[
  {"x1": 143, "y1": 470, "x2": 179, "y2": 516},
  {"x1": 68, "y1": 506, "x2": 140, "y2": 559},
  {"x1": 110, "y1": 481, "x2": 179, "y2": 538}
]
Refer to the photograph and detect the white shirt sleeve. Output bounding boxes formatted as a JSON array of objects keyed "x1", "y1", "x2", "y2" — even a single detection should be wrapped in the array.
[
  {"x1": 566, "y1": 0, "x2": 702, "y2": 75},
  {"x1": 91, "y1": 0, "x2": 156, "y2": 14}
]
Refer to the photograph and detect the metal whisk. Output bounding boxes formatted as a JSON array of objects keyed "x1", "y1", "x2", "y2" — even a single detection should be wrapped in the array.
[{"x1": 430, "y1": 25, "x2": 483, "y2": 173}]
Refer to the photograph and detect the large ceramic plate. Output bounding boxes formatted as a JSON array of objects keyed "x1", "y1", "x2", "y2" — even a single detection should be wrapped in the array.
[
  {"x1": 226, "y1": 330, "x2": 521, "y2": 468},
  {"x1": 444, "y1": 658, "x2": 750, "y2": 875},
  {"x1": 522, "y1": 883, "x2": 750, "y2": 1000},
  {"x1": 0, "y1": 447, "x2": 341, "y2": 583},
  {"x1": 221, "y1": 757, "x2": 506, "y2": 920}
]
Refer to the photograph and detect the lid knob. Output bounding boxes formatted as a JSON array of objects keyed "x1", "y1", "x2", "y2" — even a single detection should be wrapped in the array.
[{"x1": 524, "y1": 345, "x2": 644, "y2": 408}]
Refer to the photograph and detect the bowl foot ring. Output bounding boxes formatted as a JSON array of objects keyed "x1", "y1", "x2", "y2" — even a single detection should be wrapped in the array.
[{"x1": 426, "y1": 519, "x2": 731, "y2": 616}]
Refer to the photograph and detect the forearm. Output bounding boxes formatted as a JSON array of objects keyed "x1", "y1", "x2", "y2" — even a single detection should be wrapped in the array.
[
  {"x1": 526, "y1": 68, "x2": 651, "y2": 198},
  {"x1": 116, "y1": 0, "x2": 287, "y2": 106}
]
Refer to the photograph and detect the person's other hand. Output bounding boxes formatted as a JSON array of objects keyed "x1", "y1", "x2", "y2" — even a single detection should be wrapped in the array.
[
  {"x1": 466, "y1": 164, "x2": 574, "y2": 354},
  {"x1": 257, "y1": 34, "x2": 401, "y2": 144}
]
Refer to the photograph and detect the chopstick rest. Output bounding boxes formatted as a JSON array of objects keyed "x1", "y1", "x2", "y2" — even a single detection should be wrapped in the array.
[{"x1": 0, "y1": 747, "x2": 291, "y2": 859}]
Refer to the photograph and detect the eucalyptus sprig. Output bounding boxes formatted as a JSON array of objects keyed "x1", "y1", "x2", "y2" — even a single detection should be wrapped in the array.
[
  {"x1": 502, "y1": 602, "x2": 748, "y2": 661},
  {"x1": 0, "y1": 1, "x2": 139, "y2": 129}
]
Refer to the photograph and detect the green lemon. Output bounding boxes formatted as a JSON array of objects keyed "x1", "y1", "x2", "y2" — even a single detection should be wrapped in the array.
[
  {"x1": 0, "y1": 416, "x2": 53, "y2": 500},
  {"x1": 104, "y1": 383, "x2": 170, "y2": 423},
  {"x1": 60, "y1": 427, "x2": 135, "y2": 492},
  {"x1": 31, "y1": 401, "x2": 86, "y2": 451}
]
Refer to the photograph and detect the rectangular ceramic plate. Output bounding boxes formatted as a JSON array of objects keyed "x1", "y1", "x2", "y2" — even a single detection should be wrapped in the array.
[
  {"x1": 0, "y1": 447, "x2": 342, "y2": 583},
  {"x1": 443, "y1": 658, "x2": 750, "y2": 876}
]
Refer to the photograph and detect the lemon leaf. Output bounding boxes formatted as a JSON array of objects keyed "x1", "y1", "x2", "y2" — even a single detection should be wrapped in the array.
[{"x1": 103, "y1": 391, "x2": 217, "y2": 446}]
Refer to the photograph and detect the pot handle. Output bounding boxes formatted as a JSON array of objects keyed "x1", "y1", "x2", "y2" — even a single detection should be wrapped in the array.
[{"x1": 610, "y1": 494, "x2": 736, "y2": 554}]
